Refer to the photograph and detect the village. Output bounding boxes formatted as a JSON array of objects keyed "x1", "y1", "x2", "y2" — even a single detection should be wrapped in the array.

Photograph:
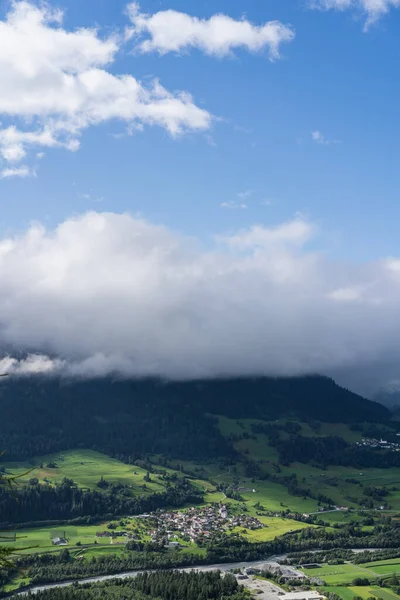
[
  {"x1": 355, "y1": 437, "x2": 400, "y2": 451},
  {"x1": 98, "y1": 505, "x2": 263, "y2": 546},
  {"x1": 51, "y1": 505, "x2": 265, "y2": 548},
  {"x1": 149, "y1": 505, "x2": 265, "y2": 544}
]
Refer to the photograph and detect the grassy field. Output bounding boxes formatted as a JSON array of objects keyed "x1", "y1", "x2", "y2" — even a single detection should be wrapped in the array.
[
  {"x1": 231, "y1": 516, "x2": 311, "y2": 543},
  {"x1": 241, "y1": 479, "x2": 317, "y2": 513},
  {"x1": 176, "y1": 459, "x2": 320, "y2": 513},
  {"x1": 310, "y1": 557, "x2": 400, "y2": 600},
  {"x1": 303, "y1": 563, "x2": 377, "y2": 584},
  {"x1": 363, "y1": 558, "x2": 400, "y2": 575},
  {"x1": 0, "y1": 522, "x2": 132, "y2": 556},
  {"x1": 4, "y1": 447, "x2": 321, "y2": 514},
  {"x1": 2, "y1": 449, "x2": 171, "y2": 494},
  {"x1": 212, "y1": 416, "x2": 400, "y2": 513},
  {"x1": 324, "y1": 587, "x2": 400, "y2": 600}
]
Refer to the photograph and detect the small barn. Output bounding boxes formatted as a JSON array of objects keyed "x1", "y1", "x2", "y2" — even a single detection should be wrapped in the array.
[{"x1": 52, "y1": 537, "x2": 68, "y2": 546}]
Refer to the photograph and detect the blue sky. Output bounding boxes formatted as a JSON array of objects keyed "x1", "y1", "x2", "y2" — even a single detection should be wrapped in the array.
[
  {"x1": 2, "y1": 0, "x2": 400, "y2": 391},
  {"x1": 2, "y1": 0, "x2": 400, "y2": 261}
]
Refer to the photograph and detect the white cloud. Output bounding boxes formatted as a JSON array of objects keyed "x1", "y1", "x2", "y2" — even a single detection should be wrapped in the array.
[
  {"x1": 310, "y1": 0, "x2": 400, "y2": 29},
  {"x1": 0, "y1": 2, "x2": 212, "y2": 170},
  {"x1": 78, "y1": 191, "x2": 104, "y2": 203},
  {"x1": 237, "y1": 190, "x2": 253, "y2": 200},
  {"x1": 1, "y1": 144, "x2": 26, "y2": 163},
  {"x1": 0, "y1": 165, "x2": 36, "y2": 179},
  {"x1": 0, "y1": 354, "x2": 63, "y2": 376},
  {"x1": 222, "y1": 219, "x2": 315, "y2": 250},
  {"x1": 126, "y1": 3, "x2": 295, "y2": 59},
  {"x1": 329, "y1": 286, "x2": 363, "y2": 301},
  {"x1": 220, "y1": 201, "x2": 248, "y2": 209},
  {"x1": 312, "y1": 130, "x2": 326, "y2": 144},
  {"x1": 311, "y1": 130, "x2": 341, "y2": 145},
  {"x1": 1, "y1": 211, "x2": 400, "y2": 393}
]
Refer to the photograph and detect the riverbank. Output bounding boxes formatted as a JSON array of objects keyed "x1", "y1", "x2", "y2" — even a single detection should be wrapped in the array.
[{"x1": 10, "y1": 549, "x2": 384, "y2": 597}]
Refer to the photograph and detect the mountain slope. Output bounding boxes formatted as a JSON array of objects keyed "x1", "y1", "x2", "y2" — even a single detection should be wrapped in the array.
[{"x1": 0, "y1": 375, "x2": 389, "y2": 462}]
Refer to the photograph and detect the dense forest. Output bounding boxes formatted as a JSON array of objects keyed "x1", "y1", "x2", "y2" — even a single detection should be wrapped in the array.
[
  {"x1": 0, "y1": 477, "x2": 202, "y2": 527},
  {"x1": 0, "y1": 375, "x2": 388, "y2": 462},
  {"x1": 2, "y1": 571, "x2": 248, "y2": 599},
  {"x1": 274, "y1": 433, "x2": 400, "y2": 468}
]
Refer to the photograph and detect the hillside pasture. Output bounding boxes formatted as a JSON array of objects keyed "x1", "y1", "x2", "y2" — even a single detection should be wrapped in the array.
[
  {"x1": 322, "y1": 586, "x2": 359, "y2": 600},
  {"x1": 213, "y1": 416, "x2": 400, "y2": 511},
  {"x1": 2, "y1": 449, "x2": 213, "y2": 498},
  {"x1": 323, "y1": 587, "x2": 400, "y2": 600},
  {"x1": 363, "y1": 558, "x2": 400, "y2": 575},
  {"x1": 351, "y1": 588, "x2": 400, "y2": 600},
  {"x1": 2, "y1": 450, "x2": 163, "y2": 491},
  {"x1": 0, "y1": 523, "x2": 119, "y2": 556},
  {"x1": 302, "y1": 563, "x2": 376, "y2": 584},
  {"x1": 231, "y1": 516, "x2": 311, "y2": 543}
]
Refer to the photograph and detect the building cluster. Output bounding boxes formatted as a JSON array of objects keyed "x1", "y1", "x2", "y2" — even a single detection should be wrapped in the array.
[
  {"x1": 149, "y1": 505, "x2": 264, "y2": 544},
  {"x1": 355, "y1": 438, "x2": 400, "y2": 451},
  {"x1": 246, "y1": 561, "x2": 307, "y2": 582},
  {"x1": 96, "y1": 530, "x2": 130, "y2": 539},
  {"x1": 314, "y1": 505, "x2": 349, "y2": 514}
]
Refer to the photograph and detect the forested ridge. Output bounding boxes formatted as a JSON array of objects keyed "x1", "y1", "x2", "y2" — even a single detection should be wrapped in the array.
[
  {"x1": 271, "y1": 433, "x2": 400, "y2": 468},
  {"x1": 0, "y1": 375, "x2": 388, "y2": 462}
]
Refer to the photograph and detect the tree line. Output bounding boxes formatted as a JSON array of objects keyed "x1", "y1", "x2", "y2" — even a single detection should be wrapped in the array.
[
  {"x1": 0, "y1": 477, "x2": 202, "y2": 527},
  {"x1": 2, "y1": 570, "x2": 248, "y2": 599}
]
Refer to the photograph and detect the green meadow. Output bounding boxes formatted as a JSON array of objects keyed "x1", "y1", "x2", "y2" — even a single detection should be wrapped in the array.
[
  {"x1": 230, "y1": 516, "x2": 311, "y2": 543},
  {"x1": 324, "y1": 587, "x2": 400, "y2": 600},
  {"x1": 303, "y1": 563, "x2": 376, "y2": 584},
  {"x1": 363, "y1": 558, "x2": 400, "y2": 575},
  {"x1": 3, "y1": 449, "x2": 168, "y2": 494},
  {"x1": 212, "y1": 416, "x2": 400, "y2": 514},
  {"x1": 0, "y1": 523, "x2": 125, "y2": 556}
]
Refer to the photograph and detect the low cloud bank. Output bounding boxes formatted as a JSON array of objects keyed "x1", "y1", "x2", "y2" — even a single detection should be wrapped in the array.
[{"x1": 0, "y1": 212, "x2": 399, "y2": 395}]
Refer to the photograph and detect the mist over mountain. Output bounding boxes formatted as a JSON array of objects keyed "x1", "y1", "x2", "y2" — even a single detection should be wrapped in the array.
[
  {"x1": 373, "y1": 385, "x2": 400, "y2": 409},
  {"x1": 1, "y1": 213, "x2": 400, "y2": 396}
]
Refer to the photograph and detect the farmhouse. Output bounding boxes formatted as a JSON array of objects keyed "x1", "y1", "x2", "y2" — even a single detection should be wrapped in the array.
[
  {"x1": 165, "y1": 541, "x2": 181, "y2": 548},
  {"x1": 52, "y1": 537, "x2": 68, "y2": 546}
]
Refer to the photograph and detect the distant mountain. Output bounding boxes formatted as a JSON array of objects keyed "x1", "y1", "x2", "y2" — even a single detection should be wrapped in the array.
[
  {"x1": 179, "y1": 375, "x2": 388, "y2": 422},
  {"x1": 374, "y1": 386, "x2": 400, "y2": 410},
  {"x1": 0, "y1": 375, "x2": 389, "y2": 462}
]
